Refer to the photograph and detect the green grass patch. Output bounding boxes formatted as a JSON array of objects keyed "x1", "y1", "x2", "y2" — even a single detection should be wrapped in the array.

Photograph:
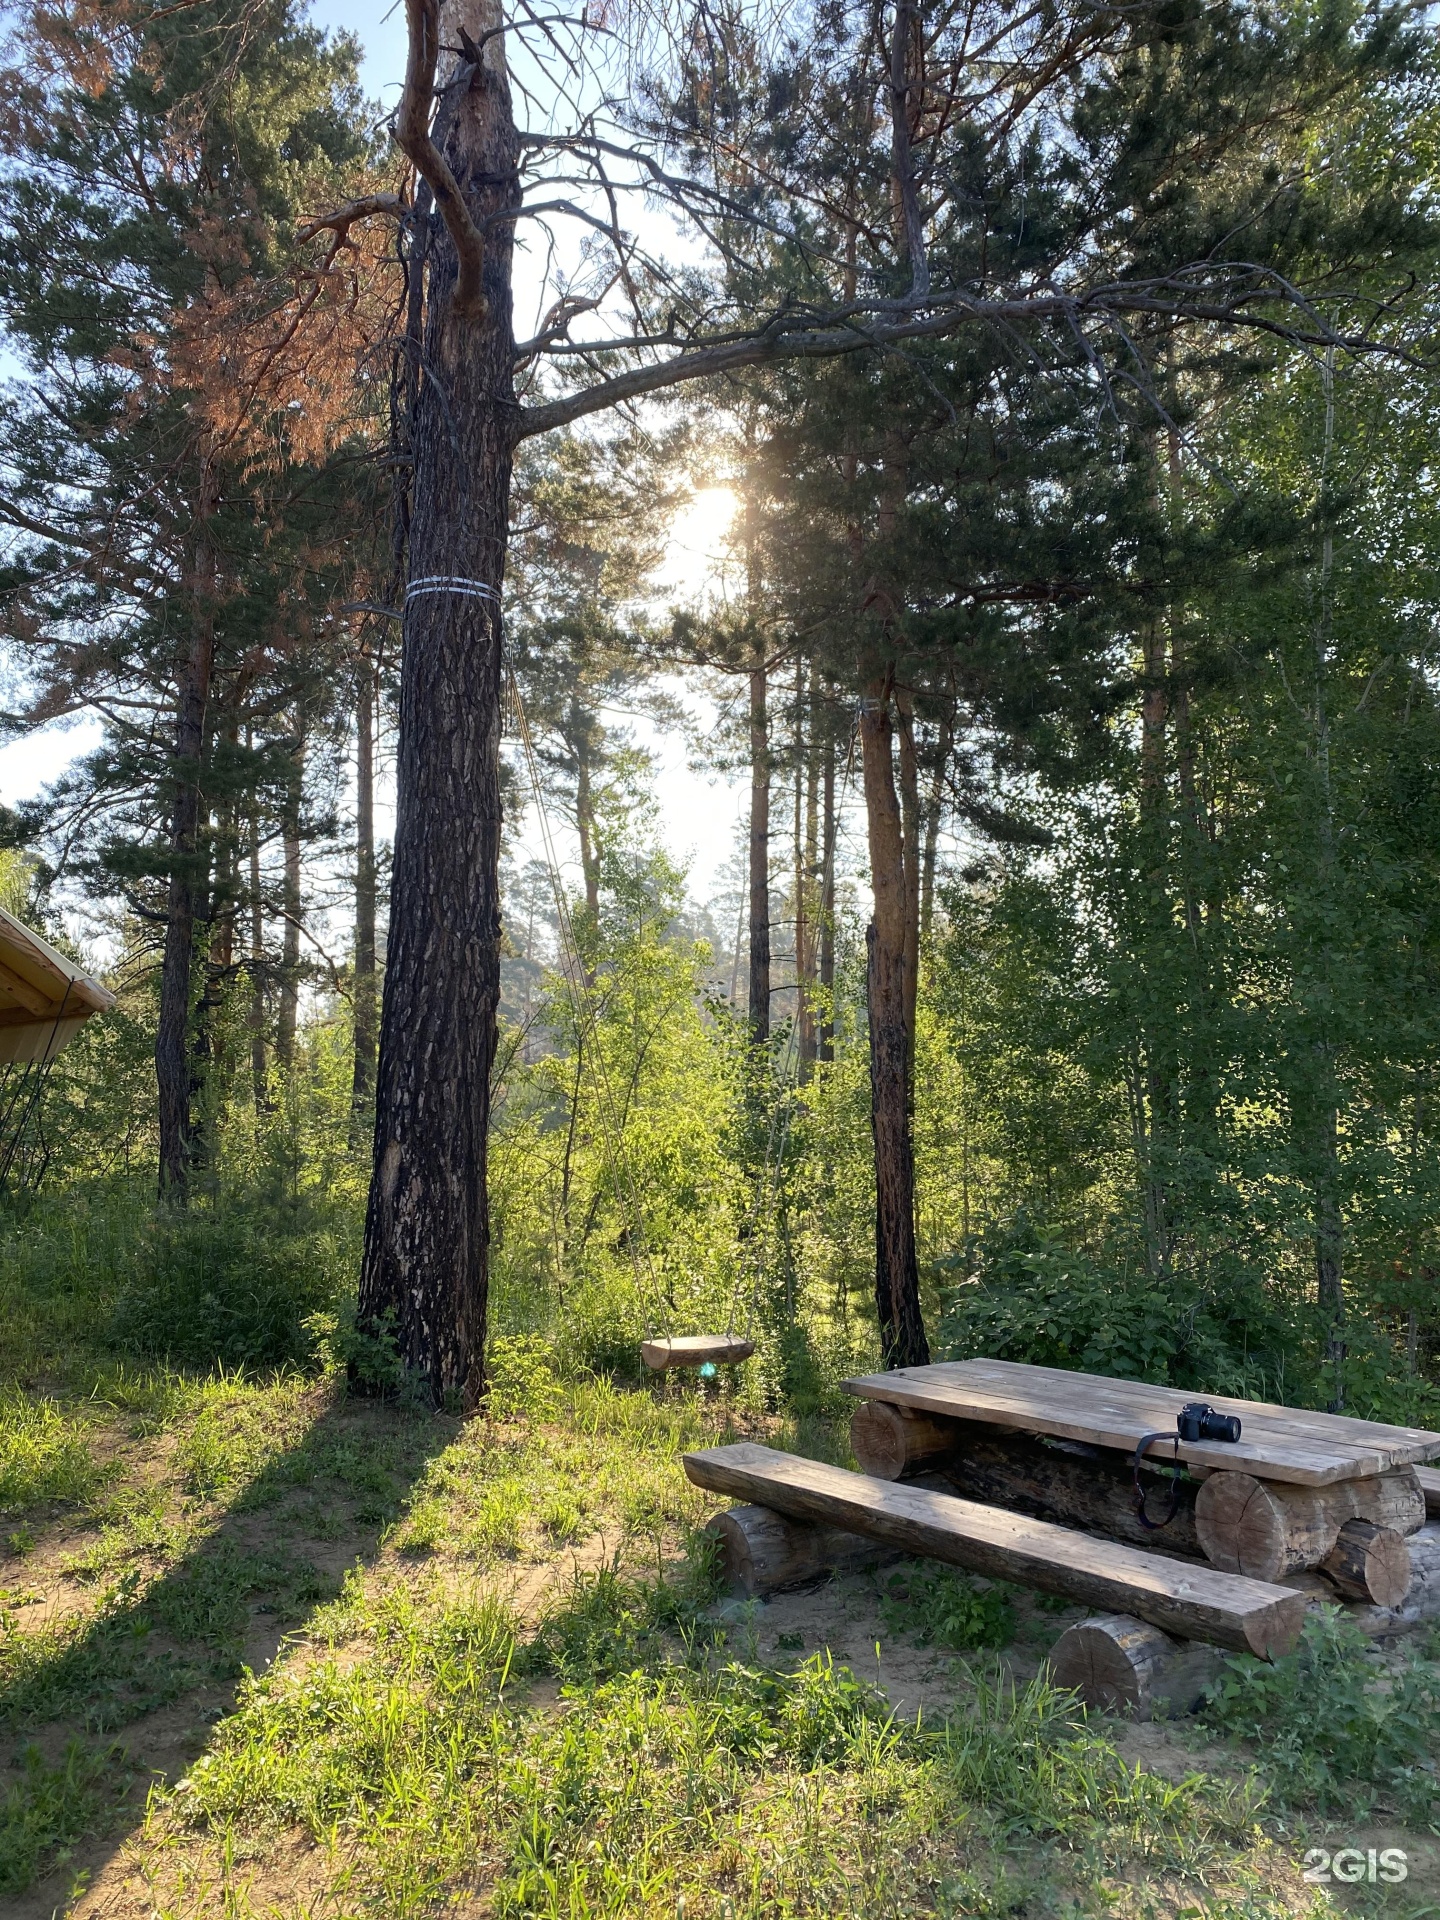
[
  {"x1": 0, "y1": 1391, "x2": 104, "y2": 1516},
  {"x1": 0, "y1": 1737, "x2": 128, "y2": 1894}
]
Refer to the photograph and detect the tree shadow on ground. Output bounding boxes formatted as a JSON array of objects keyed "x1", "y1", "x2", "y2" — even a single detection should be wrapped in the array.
[{"x1": 2, "y1": 1382, "x2": 459, "y2": 1916}]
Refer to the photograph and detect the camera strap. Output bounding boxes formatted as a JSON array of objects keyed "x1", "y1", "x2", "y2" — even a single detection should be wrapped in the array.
[{"x1": 1132, "y1": 1430, "x2": 1184, "y2": 1531}]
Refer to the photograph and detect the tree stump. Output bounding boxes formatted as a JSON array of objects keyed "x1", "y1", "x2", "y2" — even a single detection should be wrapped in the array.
[
  {"x1": 1048, "y1": 1613, "x2": 1226, "y2": 1719},
  {"x1": 704, "y1": 1504, "x2": 898, "y2": 1596}
]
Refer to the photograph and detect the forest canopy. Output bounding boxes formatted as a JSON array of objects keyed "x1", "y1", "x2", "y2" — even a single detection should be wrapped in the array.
[{"x1": 0, "y1": 0, "x2": 1436, "y2": 1424}]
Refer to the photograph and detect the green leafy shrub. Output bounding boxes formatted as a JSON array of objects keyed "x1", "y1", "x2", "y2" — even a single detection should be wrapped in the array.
[
  {"x1": 111, "y1": 1202, "x2": 349, "y2": 1370},
  {"x1": 934, "y1": 1218, "x2": 1178, "y2": 1382},
  {"x1": 0, "y1": 1393, "x2": 103, "y2": 1515},
  {"x1": 1201, "y1": 1607, "x2": 1440, "y2": 1823},
  {"x1": 933, "y1": 1212, "x2": 1295, "y2": 1390},
  {"x1": 879, "y1": 1563, "x2": 1015, "y2": 1650}
]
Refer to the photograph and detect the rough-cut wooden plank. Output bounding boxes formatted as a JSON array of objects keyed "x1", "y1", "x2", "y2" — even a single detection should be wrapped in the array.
[
  {"x1": 683, "y1": 1443, "x2": 1310, "y2": 1655},
  {"x1": 1048, "y1": 1613, "x2": 1226, "y2": 1719},
  {"x1": 641, "y1": 1335, "x2": 755, "y2": 1370},
  {"x1": 842, "y1": 1360, "x2": 1440, "y2": 1485},
  {"x1": 1195, "y1": 1468, "x2": 1426, "y2": 1581},
  {"x1": 1417, "y1": 1465, "x2": 1440, "y2": 1519},
  {"x1": 1321, "y1": 1520, "x2": 1412, "y2": 1608},
  {"x1": 705, "y1": 1505, "x2": 899, "y2": 1595}
]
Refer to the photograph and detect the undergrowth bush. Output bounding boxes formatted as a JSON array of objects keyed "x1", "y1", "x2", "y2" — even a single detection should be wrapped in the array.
[
  {"x1": 934, "y1": 1212, "x2": 1299, "y2": 1392},
  {"x1": 1201, "y1": 1607, "x2": 1440, "y2": 1823},
  {"x1": 111, "y1": 1198, "x2": 353, "y2": 1370}
]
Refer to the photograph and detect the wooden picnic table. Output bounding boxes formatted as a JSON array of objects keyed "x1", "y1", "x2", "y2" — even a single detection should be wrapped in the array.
[
  {"x1": 842, "y1": 1358, "x2": 1440, "y2": 1485},
  {"x1": 843, "y1": 1358, "x2": 1440, "y2": 1594}
]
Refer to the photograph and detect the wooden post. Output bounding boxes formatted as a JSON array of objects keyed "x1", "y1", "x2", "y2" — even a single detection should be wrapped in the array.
[
  {"x1": 851, "y1": 1400, "x2": 964, "y2": 1478},
  {"x1": 1049, "y1": 1613, "x2": 1226, "y2": 1719}
]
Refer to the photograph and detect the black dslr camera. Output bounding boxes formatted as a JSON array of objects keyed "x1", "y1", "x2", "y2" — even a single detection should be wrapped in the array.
[{"x1": 1176, "y1": 1400, "x2": 1242, "y2": 1445}]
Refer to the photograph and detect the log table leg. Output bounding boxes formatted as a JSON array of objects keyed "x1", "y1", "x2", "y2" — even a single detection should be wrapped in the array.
[
  {"x1": 1322, "y1": 1520, "x2": 1413, "y2": 1609},
  {"x1": 1195, "y1": 1467, "x2": 1424, "y2": 1599}
]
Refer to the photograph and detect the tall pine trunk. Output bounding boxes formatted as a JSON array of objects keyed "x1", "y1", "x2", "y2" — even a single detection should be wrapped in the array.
[
  {"x1": 860, "y1": 681, "x2": 929, "y2": 1368},
  {"x1": 156, "y1": 459, "x2": 219, "y2": 1197},
  {"x1": 818, "y1": 696, "x2": 836, "y2": 1064},
  {"x1": 351, "y1": 647, "x2": 378, "y2": 1136},
  {"x1": 747, "y1": 636, "x2": 770, "y2": 1044},
  {"x1": 247, "y1": 752, "x2": 267, "y2": 1111},
  {"x1": 797, "y1": 664, "x2": 819, "y2": 1077},
  {"x1": 358, "y1": 13, "x2": 519, "y2": 1409},
  {"x1": 276, "y1": 730, "x2": 304, "y2": 1072}
]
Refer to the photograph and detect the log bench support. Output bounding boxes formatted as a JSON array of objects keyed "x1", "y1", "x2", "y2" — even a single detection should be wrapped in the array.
[
  {"x1": 705, "y1": 1504, "x2": 899, "y2": 1596},
  {"x1": 1048, "y1": 1613, "x2": 1227, "y2": 1720},
  {"x1": 684, "y1": 1442, "x2": 1309, "y2": 1654}
]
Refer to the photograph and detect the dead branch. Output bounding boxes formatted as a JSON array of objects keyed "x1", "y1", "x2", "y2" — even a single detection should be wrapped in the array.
[{"x1": 396, "y1": 0, "x2": 488, "y2": 317}]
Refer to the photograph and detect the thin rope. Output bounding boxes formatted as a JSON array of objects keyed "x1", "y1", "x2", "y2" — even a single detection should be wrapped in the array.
[{"x1": 405, "y1": 576, "x2": 500, "y2": 606}]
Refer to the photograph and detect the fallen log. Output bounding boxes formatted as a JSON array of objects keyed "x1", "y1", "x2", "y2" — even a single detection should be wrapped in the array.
[
  {"x1": 683, "y1": 1443, "x2": 1310, "y2": 1655},
  {"x1": 704, "y1": 1504, "x2": 899, "y2": 1596},
  {"x1": 1195, "y1": 1468, "x2": 1425, "y2": 1582},
  {"x1": 1048, "y1": 1613, "x2": 1227, "y2": 1719}
]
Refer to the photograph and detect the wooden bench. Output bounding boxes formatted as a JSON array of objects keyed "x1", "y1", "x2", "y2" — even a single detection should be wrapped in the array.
[{"x1": 683, "y1": 1442, "x2": 1310, "y2": 1655}]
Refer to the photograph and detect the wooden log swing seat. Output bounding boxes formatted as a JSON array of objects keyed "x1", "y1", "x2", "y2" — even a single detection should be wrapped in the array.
[{"x1": 641, "y1": 1334, "x2": 755, "y2": 1371}]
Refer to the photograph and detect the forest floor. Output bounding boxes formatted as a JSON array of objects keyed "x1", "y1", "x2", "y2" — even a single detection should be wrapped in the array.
[{"x1": 2, "y1": 1306, "x2": 1439, "y2": 1914}]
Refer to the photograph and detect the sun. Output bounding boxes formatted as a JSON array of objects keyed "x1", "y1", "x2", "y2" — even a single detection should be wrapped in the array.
[{"x1": 665, "y1": 485, "x2": 739, "y2": 577}]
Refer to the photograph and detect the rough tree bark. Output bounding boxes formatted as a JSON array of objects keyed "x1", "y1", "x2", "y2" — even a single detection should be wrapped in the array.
[
  {"x1": 156, "y1": 456, "x2": 219, "y2": 1197},
  {"x1": 350, "y1": 643, "x2": 379, "y2": 1135},
  {"x1": 276, "y1": 728, "x2": 304, "y2": 1073},
  {"x1": 860, "y1": 678, "x2": 929, "y2": 1369},
  {"x1": 356, "y1": 0, "x2": 519, "y2": 1409}
]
